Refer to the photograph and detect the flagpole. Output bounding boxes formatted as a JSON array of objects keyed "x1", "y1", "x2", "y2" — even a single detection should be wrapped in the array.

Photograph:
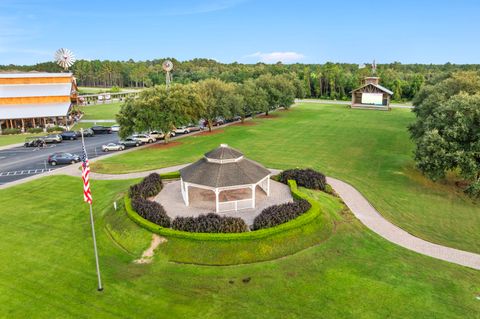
[{"x1": 81, "y1": 128, "x2": 103, "y2": 292}]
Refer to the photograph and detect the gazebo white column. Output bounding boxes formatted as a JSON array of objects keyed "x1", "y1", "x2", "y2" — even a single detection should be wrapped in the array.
[
  {"x1": 250, "y1": 184, "x2": 256, "y2": 208},
  {"x1": 185, "y1": 182, "x2": 190, "y2": 206},
  {"x1": 267, "y1": 176, "x2": 270, "y2": 196},
  {"x1": 215, "y1": 188, "x2": 220, "y2": 213}
]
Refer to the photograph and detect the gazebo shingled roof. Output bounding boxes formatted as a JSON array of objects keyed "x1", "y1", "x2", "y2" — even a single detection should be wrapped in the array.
[{"x1": 179, "y1": 144, "x2": 271, "y2": 188}]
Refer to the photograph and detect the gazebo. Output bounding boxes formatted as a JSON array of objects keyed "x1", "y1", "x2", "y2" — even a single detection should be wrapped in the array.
[{"x1": 179, "y1": 144, "x2": 271, "y2": 213}]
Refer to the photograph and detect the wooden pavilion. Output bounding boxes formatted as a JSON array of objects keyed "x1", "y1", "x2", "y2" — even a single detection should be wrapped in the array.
[
  {"x1": 0, "y1": 72, "x2": 77, "y2": 132},
  {"x1": 350, "y1": 77, "x2": 393, "y2": 110}
]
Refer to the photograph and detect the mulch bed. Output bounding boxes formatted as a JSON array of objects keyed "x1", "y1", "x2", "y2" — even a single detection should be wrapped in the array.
[{"x1": 147, "y1": 141, "x2": 182, "y2": 149}]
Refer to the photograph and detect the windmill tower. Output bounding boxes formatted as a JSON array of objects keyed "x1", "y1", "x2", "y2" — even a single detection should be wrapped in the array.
[
  {"x1": 162, "y1": 60, "x2": 173, "y2": 88},
  {"x1": 54, "y1": 48, "x2": 76, "y2": 71}
]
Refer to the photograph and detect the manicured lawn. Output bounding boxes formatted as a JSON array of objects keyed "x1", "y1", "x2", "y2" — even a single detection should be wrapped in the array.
[
  {"x1": 0, "y1": 175, "x2": 478, "y2": 318},
  {"x1": 91, "y1": 103, "x2": 480, "y2": 253},
  {"x1": 0, "y1": 132, "x2": 44, "y2": 147},
  {"x1": 79, "y1": 102, "x2": 122, "y2": 120}
]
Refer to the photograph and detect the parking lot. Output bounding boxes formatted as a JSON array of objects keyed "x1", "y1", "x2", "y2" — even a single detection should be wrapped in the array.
[{"x1": 0, "y1": 133, "x2": 119, "y2": 185}]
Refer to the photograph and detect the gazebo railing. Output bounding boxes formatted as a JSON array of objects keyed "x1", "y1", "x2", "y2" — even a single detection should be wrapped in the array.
[{"x1": 218, "y1": 198, "x2": 254, "y2": 212}]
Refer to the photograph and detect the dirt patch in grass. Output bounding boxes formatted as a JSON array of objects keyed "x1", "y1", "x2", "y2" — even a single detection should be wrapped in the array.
[
  {"x1": 134, "y1": 234, "x2": 167, "y2": 264},
  {"x1": 147, "y1": 141, "x2": 182, "y2": 149},
  {"x1": 196, "y1": 129, "x2": 225, "y2": 136}
]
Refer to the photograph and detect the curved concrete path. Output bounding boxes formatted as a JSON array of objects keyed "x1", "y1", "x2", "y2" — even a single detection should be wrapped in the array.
[
  {"x1": 1, "y1": 161, "x2": 479, "y2": 270},
  {"x1": 327, "y1": 177, "x2": 480, "y2": 270}
]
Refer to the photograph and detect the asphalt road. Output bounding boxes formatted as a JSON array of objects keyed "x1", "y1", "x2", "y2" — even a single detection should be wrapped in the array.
[{"x1": 0, "y1": 133, "x2": 120, "y2": 185}]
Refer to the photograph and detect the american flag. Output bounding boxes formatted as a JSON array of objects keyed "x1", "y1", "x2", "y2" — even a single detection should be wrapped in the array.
[{"x1": 81, "y1": 144, "x2": 93, "y2": 204}]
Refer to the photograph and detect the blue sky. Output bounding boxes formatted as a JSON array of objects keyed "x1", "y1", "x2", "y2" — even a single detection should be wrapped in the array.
[{"x1": 1, "y1": 0, "x2": 479, "y2": 65}]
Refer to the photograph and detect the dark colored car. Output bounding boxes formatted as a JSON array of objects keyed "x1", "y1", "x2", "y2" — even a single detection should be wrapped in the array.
[
  {"x1": 24, "y1": 137, "x2": 46, "y2": 148},
  {"x1": 43, "y1": 134, "x2": 63, "y2": 143},
  {"x1": 91, "y1": 126, "x2": 112, "y2": 134},
  {"x1": 47, "y1": 152, "x2": 81, "y2": 166},
  {"x1": 119, "y1": 138, "x2": 141, "y2": 148},
  {"x1": 212, "y1": 117, "x2": 225, "y2": 126},
  {"x1": 60, "y1": 131, "x2": 78, "y2": 140},
  {"x1": 76, "y1": 128, "x2": 94, "y2": 137}
]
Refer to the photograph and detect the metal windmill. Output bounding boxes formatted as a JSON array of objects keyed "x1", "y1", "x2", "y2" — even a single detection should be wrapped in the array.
[
  {"x1": 54, "y1": 48, "x2": 76, "y2": 71},
  {"x1": 162, "y1": 60, "x2": 173, "y2": 88}
]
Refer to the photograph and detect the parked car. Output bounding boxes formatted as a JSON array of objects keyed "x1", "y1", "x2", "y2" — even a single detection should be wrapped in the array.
[
  {"x1": 60, "y1": 131, "x2": 78, "y2": 140},
  {"x1": 76, "y1": 128, "x2": 94, "y2": 137},
  {"x1": 24, "y1": 137, "x2": 45, "y2": 148},
  {"x1": 225, "y1": 115, "x2": 241, "y2": 123},
  {"x1": 91, "y1": 126, "x2": 112, "y2": 134},
  {"x1": 47, "y1": 152, "x2": 81, "y2": 166},
  {"x1": 43, "y1": 134, "x2": 63, "y2": 144},
  {"x1": 111, "y1": 125, "x2": 120, "y2": 132},
  {"x1": 102, "y1": 143, "x2": 125, "y2": 152},
  {"x1": 131, "y1": 134, "x2": 155, "y2": 144},
  {"x1": 149, "y1": 131, "x2": 165, "y2": 140},
  {"x1": 212, "y1": 117, "x2": 225, "y2": 126},
  {"x1": 119, "y1": 138, "x2": 141, "y2": 148},
  {"x1": 186, "y1": 124, "x2": 202, "y2": 132},
  {"x1": 174, "y1": 126, "x2": 190, "y2": 134}
]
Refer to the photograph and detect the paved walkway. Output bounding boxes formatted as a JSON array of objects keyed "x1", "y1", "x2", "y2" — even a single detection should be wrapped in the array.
[{"x1": 327, "y1": 177, "x2": 480, "y2": 270}]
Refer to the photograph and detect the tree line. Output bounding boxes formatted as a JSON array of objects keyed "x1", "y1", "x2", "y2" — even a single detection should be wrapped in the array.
[
  {"x1": 2, "y1": 59, "x2": 480, "y2": 101},
  {"x1": 116, "y1": 74, "x2": 297, "y2": 140}
]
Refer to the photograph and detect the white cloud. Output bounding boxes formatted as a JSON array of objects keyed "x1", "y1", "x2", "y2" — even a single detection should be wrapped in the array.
[{"x1": 245, "y1": 51, "x2": 305, "y2": 63}]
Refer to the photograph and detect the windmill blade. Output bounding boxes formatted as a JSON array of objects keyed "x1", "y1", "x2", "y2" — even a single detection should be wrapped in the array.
[{"x1": 54, "y1": 48, "x2": 76, "y2": 70}]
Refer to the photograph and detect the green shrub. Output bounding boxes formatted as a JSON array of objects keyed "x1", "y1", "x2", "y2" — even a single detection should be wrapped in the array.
[
  {"x1": 129, "y1": 173, "x2": 163, "y2": 199},
  {"x1": 172, "y1": 213, "x2": 248, "y2": 233},
  {"x1": 1, "y1": 128, "x2": 21, "y2": 135},
  {"x1": 109, "y1": 86, "x2": 121, "y2": 93},
  {"x1": 131, "y1": 197, "x2": 171, "y2": 227},
  {"x1": 252, "y1": 199, "x2": 311, "y2": 230},
  {"x1": 46, "y1": 126, "x2": 65, "y2": 133},
  {"x1": 279, "y1": 169, "x2": 327, "y2": 191},
  {"x1": 27, "y1": 128, "x2": 43, "y2": 133}
]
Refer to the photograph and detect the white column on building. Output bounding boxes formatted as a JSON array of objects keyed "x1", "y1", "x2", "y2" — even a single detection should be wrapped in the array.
[
  {"x1": 215, "y1": 188, "x2": 220, "y2": 213},
  {"x1": 267, "y1": 176, "x2": 270, "y2": 196},
  {"x1": 251, "y1": 184, "x2": 256, "y2": 208},
  {"x1": 185, "y1": 183, "x2": 190, "y2": 206}
]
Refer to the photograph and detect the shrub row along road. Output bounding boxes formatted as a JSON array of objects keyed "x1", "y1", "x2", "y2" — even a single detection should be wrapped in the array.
[{"x1": 0, "y1": 133, "x2": 119, "y2": 185}]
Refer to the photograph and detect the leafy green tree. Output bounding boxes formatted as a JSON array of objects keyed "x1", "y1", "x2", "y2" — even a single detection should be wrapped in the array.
[
  {"x1": 197, "y1": 79, "x2": 233, "y2": 131},
  {"x1": 237, "y1": 79, "x2": 268, "y2": 122},
  {"x1": 409, "y1": 71, "x2": 480, "y2": 197},
  {"x1": 117, "y1": 83, "x2": 204, "y2": 143}
]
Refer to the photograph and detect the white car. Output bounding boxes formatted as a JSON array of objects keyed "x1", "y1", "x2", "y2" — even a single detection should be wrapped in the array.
[
  {"x1": 149, "y1": 131, "x2": 166, "y2": 140},
  {"x1": 174, "y1": 126, "x2": 190, "y2": 134},
  {"x1": 131, "y1": 134, "x2": 155, "y2": 144},
  {"x1": 111, "y1": 125, "x2": 120, "y2": 132},
  {"x1": 102, "y1": 143, "x2": 125, "y2": 152}
]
